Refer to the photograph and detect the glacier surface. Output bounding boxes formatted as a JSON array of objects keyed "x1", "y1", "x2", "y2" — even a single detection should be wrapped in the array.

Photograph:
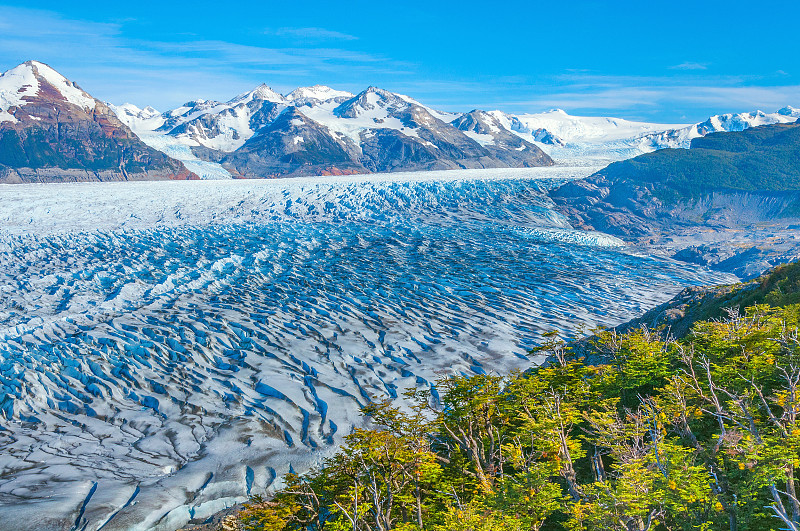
[{"x1": 0, "y1": 167, "x2": 735, "y2": 530}]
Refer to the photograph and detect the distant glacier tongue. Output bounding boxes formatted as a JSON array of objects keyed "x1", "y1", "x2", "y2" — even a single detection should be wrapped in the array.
[{"x1": 0, "y1": 167, "x2": 734, "y2": 531}]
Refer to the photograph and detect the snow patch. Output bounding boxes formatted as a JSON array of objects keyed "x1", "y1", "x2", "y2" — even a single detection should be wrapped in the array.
[
  {"x1": 0, "y1": 62, "x2": 40, "y2": 122},
  {"x1": 287, "y1": 85, "x2": 353, "y2": 103},
  {"x1": 110, "y1": 103, "x2": 165, "y2": 131},
  {"x1": 230, "y1": 84, "x2": 285, "y2": 105},
  {"x1": 31, "y1": 61, "x2": 96, "y2": 110},
  {"x1": 462, "y1": 130, "x2": 495, "y2": 146}
]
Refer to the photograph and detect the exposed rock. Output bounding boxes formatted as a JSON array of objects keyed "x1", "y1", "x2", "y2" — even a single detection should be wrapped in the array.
[{"x1": 220, "y1": 107, "x2": 364, "y2": 178}]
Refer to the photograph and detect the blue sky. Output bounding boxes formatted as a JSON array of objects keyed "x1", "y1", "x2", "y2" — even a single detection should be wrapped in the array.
[{"x1": 0, "y1": 1, "x2": 798, "y2": 122}]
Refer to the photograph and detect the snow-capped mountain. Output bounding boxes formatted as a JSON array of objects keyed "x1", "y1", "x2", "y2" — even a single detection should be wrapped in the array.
[
  {"x1": 118, "y1": 84, "x2": 554, "y2": 178},
  {"x1": 117, "y1": 78, "x2": 799, "y2": 178},
  {"x1": 636, "y1": 107, "x2": 800, "y2": 151},
  {"x1": 111, "y1": 102, "x2": 162, "y2": 129},
  {"x1": 0, "y1": 61, "x2": 195, "y2": 182},
  {"x1": 157, "y1": 84, "x2": 286, "y2": 152},
  {"x1": 451, "y1": 109, "x2": 553, "y2": 166},
  {"x1": 286, "y1": 84, "x2": 354, "y2": 106},
  {"x1": 223, "y1": 106, "x2": 365, "y2": 177},
  {"x1": 484, "y1": 107, "x2": 800, "y2": 162},
  {"x1": 110, "y1": 85, "x2": 295, "y2": 179},
  {"x1": 501, "y1": 108, "x2": 687, "y2": 144},
  {"x1": 482, "y1": 109, "x2": 689, "y2": 162}
]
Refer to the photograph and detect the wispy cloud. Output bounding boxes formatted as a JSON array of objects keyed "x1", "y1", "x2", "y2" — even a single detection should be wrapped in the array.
[
  {"x1": 669, "y1": 62, "x2": 709, "y2": 71},
  {"x1": 516, "y1": 87, "x2": 665, "y2": 111},
  {"x1": 0, "y1": 6, "x2": 797, "y2": 122},
  {"x1": 267, "y1": 27, "x2": 358, "y2": 41},
  {"x1": 0, "y1": 7, "x2": 401, "y2": 109},
  {"x1": 491, "y1": 74, "x2": 800, "y2": 119}
]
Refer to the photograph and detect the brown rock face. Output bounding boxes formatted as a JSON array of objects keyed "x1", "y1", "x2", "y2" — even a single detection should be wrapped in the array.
[{"x1": 0, "y1": 61, "x2": 197, "y2": 183}]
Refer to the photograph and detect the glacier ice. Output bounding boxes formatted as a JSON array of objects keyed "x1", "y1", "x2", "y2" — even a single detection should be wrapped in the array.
[{"x1": 0, "y1": 167, "x2": 736, "y2": 530}]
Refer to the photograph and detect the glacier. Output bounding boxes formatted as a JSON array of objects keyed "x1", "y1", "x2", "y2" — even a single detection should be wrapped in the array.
[{"x1": 0, "y1": 167, "x2": 736, "y2": 530}]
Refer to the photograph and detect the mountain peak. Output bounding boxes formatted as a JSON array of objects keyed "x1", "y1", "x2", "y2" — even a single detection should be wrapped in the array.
[
  {"x1": 1, "y1": 60, "x2": 96, "y2": 123},
  {"x1": 361, "y1": 86, "x2": 408, "y2": 101},
  {"x1": 230, "y1": 83, "x2": 284, "y2": 105},
  {"x1": 287, "y1": 85, "x2": 353, "y2": 103},
  {"x1": 333, "y1": 86, "x2": 410, "y2": 119},
  {"x1": 1, "y1": 61, "x2": 196, "y2": 182},
  {"x1": 114, "y1": 103, "x2": 161, "y2": 120}
]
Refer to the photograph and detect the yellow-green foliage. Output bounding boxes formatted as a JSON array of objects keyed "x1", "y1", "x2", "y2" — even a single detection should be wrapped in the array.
[{"x1": 234, "y1": 303, "x2": 800, "y2": 531}]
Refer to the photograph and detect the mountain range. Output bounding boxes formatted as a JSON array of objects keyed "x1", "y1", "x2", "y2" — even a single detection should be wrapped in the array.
[
  {"x1": 111, "y1": 84, "x2": 554, "y2": 179},
  {"x1": 119, "y1": 92, "x2": 800, "y2": 179},
  {"x1": 1, "y1": 60, "x2": 799, "y2": 182}
]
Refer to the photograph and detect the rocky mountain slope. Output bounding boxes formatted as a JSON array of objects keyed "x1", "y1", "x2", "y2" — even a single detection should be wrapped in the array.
[
  {"x1": 551, "y1": 120, "x2": 800, "y2": 278},
  {"x1": 0, "y1": 61, "x2": 196, "y2": 183},
  {"x1": 610, "y1": 262, "x2": 796, "y2": 339},
  {"x1": 451, "y1": 109, "x2": 554, "y2": 167}
]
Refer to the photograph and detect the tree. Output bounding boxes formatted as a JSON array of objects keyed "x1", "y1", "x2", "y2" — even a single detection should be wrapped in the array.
[{"x1": 234, "y1": 299, "x2": 800, "y2": 531}]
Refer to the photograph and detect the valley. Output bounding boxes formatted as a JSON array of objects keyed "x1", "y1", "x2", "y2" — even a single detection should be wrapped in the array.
[{"x1": 0, "y1": 56, "x2": 799, "y2": 531}]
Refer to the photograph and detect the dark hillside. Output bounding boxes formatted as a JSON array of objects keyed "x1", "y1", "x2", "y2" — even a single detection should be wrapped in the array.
[
  {"x1": 551, "y1": 121, "x2": 800, "y2": 277},
  {"x1": 594, "y1": 121, "x2": 800, "y2": 199}
]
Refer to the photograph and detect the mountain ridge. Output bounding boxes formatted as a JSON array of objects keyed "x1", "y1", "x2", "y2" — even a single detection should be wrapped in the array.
[
  {"x1": 116, "y1": 81, "x2": 555, "y2": 178},
  {"x1": 118, "y1": 87, "x2": 800, "y2": 178}
]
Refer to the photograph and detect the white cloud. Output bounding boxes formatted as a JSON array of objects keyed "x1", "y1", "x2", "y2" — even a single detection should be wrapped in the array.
[
  {"x1": 267, "y1": 27, "x2": 358, "y2": 41},
  {"x1": 495, "y1": 81, "x2": 800, "y2": 119},
  {"x1": 669, "y1": 62, "x2": 709, "y2": 71}
]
